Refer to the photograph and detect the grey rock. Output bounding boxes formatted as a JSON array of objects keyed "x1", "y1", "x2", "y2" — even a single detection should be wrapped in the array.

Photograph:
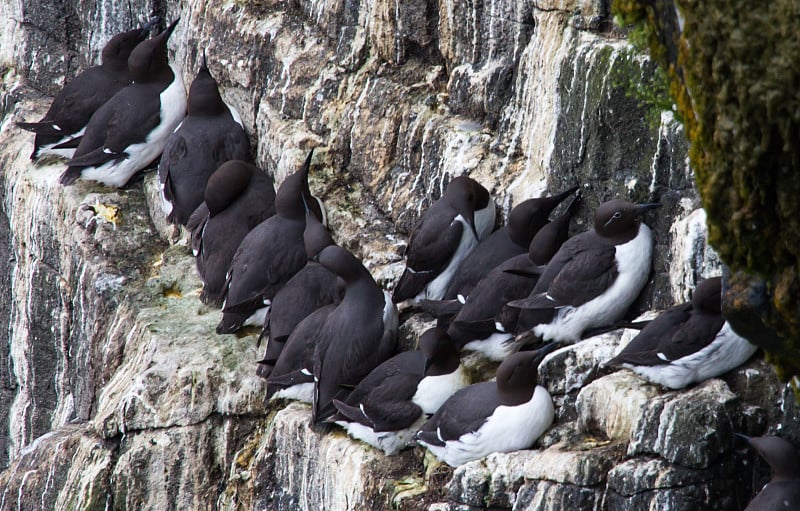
[
  {"x1": 628, "y1": 379, "x2": 741, "y2": 469},
  {"x1": 606, "y1": 457, "x2": 744, "y2": 511},
  {"x1": 539, "y1": 331, "x2": 624, "y2": 397},
  {"x1": 577, "y1": 371, "x2": 661, "y2": 441},
  {"x1": 514, "y1": 480, "x2": 601, "y2": 511},
  {"x1": 447, "y1": 452, "x2": 531, "y2": 508}
]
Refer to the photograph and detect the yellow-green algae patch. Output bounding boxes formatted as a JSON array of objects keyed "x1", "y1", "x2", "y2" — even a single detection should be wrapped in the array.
[{"x1": 613, "y1": 0, "x2": 800, "y2": 380}]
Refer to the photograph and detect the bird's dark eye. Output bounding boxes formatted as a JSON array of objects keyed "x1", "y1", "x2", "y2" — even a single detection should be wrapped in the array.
[{"x1": 613, "y1": 211, "x2": 622, "y2": 219}]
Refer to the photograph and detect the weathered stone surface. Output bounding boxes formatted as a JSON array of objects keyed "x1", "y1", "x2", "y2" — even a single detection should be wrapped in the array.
[
  {"x1": 514, "y1": 480, "x2": 601, "y2": 511},
  {"x1": 112, "y1": 417, "x2": 260, "y2": 511},
  {"x1": 628, "y1": 379, "x2": 740, "y2": 469},
  {"x1": 522, "y1": 442, "x2": 619, "y2": 487},
  {"x1": 0, "y1": 425, "x2": 116, "y2": 511},
  {"x1": 606, "y1": 457, "x2": 746, "y2": 511},
  {"x1": 243, "y1": 404, "x2": 422, "y2": 511},
  {"x1": 539, "y1": 331, "x2": 623, "y2": 397},
  {"x1": 576, "y1": 371, "x2": 660, "y2": 441},
  {"x1": 668, "y1": 208, "x2": 721, "y2": 303},
  {"x1": 447, "y1": 451, "x2": 531, "y2": 508}
]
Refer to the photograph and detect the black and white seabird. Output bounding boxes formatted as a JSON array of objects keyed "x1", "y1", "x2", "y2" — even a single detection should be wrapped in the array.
[
  {"x1": 330, "y1": 327, "x2": 467, "y2": 455},
  {"x1": 447, "y1": 192, "x2": 581, "y2": 361},
  {"x1": 605, "y1": 277, "x2": 757, "y2": 389},
  {"x1": 187, "y1": 160, "x2": 276, "y2": 307},
  {"x1": 17, "y1": 19, "x2": 157, "y2": 160},
  {"x1": 738, "y1": 435, "x2": 800, "y2": 511},
  {"x1": 216, "y1": 151, "x2": 321, "y2": 333},
  {"x1": 392, "y1": 176, "x2": 495, "y2": 304},
  {"x1": 158, "y1": 52, "x2": 251, "y2": 225},
  {"x1": 414, "y1": 343, "x2": 557, "y2": 467},
  {"x1": 441, "y1": 185, "x2": 578, "y2": 302},
  {"x1": 59, "y1": 19, "x2": 187, "y2": 187},
  {"x1": 312, "y1": 245, "x2": 399, "y2": 423},
  {"x1": 508, "y1": 199, "x2": 660, "y2": 343},
  {"x1": 255, "y1": 207, "x2": 341, "y2": 379},
  {"x1": 265, "y1": 303, "x2": 337, "y2": 403}
]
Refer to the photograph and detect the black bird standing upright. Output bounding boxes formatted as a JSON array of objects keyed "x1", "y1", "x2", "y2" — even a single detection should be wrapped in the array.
[
  {"x1": 17, "y1": 19, "x2": 157, "y2": 160},
  {"x1": 738, "y1": 435, "x2": 800, "y2": 511},
  {"x1": 255, "y1": 207, "x2": 341, "y2": 378},
  {"x1": 60, "y1": 18, "x2": 186, "y2": 187},
  {"x1": 392, "y1": 176, "x2": 494, "y2": 304},
  {"x1": 442, "y1": 185, "x2": 578, "y2": 301},
  {"x1": 330, "y1": 327, "x2": 467, "y2": 455},
  {"x1": 158, "y1": 51, "x2": 251, "y2": 225},
  {"x1": 187, "y1": 160, "x2": 276, "y2": 307},
  {"x1": 312, "y1": 245, "x2": 399, "y2": 423},
  {"x1": 216, "y1": 151, "x2": 320, "y2": 334}
]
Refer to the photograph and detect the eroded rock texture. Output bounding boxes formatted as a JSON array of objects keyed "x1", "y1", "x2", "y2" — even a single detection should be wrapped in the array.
[{"x1": 0, "y1": 0, "x2": 796, "y2": 510}]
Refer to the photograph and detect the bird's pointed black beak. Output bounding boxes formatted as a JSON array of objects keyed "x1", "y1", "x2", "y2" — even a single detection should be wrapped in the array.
[
  {"x1": 635, "y1": 203, "x2": 662, "y2": 215},
  {"x1": 159, "y1": 17, "x2": 180, "y2": 41},
  {"x1": 544, "y1": 185, "x2": 580, "y2": 212},
  {"x1": 528, "y1": 341, "x2": 560, "y2": 368}
]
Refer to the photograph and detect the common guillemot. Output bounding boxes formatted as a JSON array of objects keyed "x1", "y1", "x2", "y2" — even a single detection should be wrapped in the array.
[
  {"x1": 738, "y1": 434, "x2": 800, "y2": 511},
  {"x1": 605, "y1": 276, "x2": 758, "y2": 389},
  {"x1": 508, "y1": 199, "x2": 660, "y2": 343},
  {"x1": 186, "y1": 160, "x2": 276, "y2": 307},
  {"x1": 392, "y1": 176, "x2": 494, "y2": 304},
  {"x1": 216, "y1": 151, "x2": 321, "y2": 333},
  {"x1": 60, "y1": 19, "x2": 186, "y2": 187},
  {"x1": 330, "y1": 327, "x2": 467, "y2": 455},
  {"x1": 312, "y1": 245, "x2": 399, "y2": 423},
  {"x1": 159, "y1": 51, "x2": 250, "y2": 225},
  {"x1": 17, "y1": 19, "x2": 157, "y2": 160},
  {"x1": 414, "y1": 343, "x2": 557, "y2": 467},
  {"x1": 442, "y1": 185, "x2": 578, "y2": 302}
]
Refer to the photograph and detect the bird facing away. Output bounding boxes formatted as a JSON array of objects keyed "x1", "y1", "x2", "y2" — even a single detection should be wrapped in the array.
[
  {"x1": 312, "y1": 245, "x2": 399, "y2": 423},
  {"x1": 605, "y1": 276, "x2": 758, "y2": 389},
  {"x1": 738, "y1": 435, "x2": 800, "y2": 511},
  {"x1": 442, "y1": 185, "x2": 579, "y2": 302},
  {"x1": 330, "y1": 327, "x2": 467, "y2": 455},
  {"x1": 59, "y1": 18, "x2": 187, "y2": 187},
  {"x1": 187, "y1": 160, "x2": 276, "y2": 307},
  {"x1": 255, "y1": 207, "x2": 341, "y2": 379},
  {"x1": 17, "y1": 19, "x2": 157, "y2": 160},
  {"x1": 216, "y1": 151, "x2": 320, "y2": 333},
  {"x1": 393, "y1": 176, "x2": 495, "y2": 304},
  {"x1": 265, "y1": 303, "x2": 338, "y2": 403},
  {"x1": 158, "y1": 52, "x2": 251, "y2": 225},
  {"x1": 415, "y1": 342, "x2": 557, "y2": 467},
  {"x1": 508, "y1": 199, "x2": 661, "y2": 343}
]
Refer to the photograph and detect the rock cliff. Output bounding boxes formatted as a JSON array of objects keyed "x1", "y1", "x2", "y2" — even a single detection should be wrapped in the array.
[{"x1": 0, "y1": 0, "x2": 796, "y2": 510}]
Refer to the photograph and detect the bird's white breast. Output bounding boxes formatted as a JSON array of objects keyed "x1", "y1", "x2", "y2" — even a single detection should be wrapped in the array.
[
  {"x1": 412, "y1": 365, "x2": 469, "y2": 415},
  {"x1": 415, "y1": 215, "x2": 479, "y2": 302},
  {"x1": 624, "y1": 322, "x2": 758, "y2": 389},
  {"x1": 438, "y1": 385, "x2": 554, "y2": 467},
  {"x1": 535, "y1": 224, "x2": 654, "y2": 342}
]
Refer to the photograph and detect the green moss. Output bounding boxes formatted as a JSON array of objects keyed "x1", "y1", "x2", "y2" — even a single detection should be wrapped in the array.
[
  {"x1": 613, "y1": 0, "x2": 800, "y2": 380},
  {"x1": 608, "y1": 47, "x2": 674, "y2": 129}
]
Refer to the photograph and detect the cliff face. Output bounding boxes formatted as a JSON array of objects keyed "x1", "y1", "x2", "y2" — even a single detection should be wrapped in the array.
[{"x1": 0, "y1": 1, "x2": 796, "y2": 510}]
